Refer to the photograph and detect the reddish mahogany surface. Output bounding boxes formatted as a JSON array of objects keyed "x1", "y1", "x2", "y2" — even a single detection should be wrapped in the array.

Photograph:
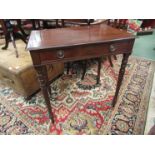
[{"x1": 27, "y1": 24, "x2": 134, "y2": 51}]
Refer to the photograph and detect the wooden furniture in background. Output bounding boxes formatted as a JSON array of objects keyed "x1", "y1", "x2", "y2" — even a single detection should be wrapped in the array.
[
  {"x1": 141, "y1": 19, "x2": 155, "y2": 28},
  {"x1": 107, "y1": 19, "x2": 128, "y2": 29},
  {"x1": 28, "y1": 19, "x2": 61, "y2": 30},
  {"x1": 0, "y1": 19, "x2": 27, "y2": 57},
  {"x1": 61, "y1": 19, "x2": 94, "y2": 27},
  {"x1": 62, "y1": 19, "x2": 113, "y2": 84},
  {"x1": 62, "y1": 19, "x2": 97, "y2": 82},
  {"x1": 27, "y1": 24, "x2": 135, "y2": 123},
  {"x1": 0, "y1": 23, "x2": 4, "y2": 38}
]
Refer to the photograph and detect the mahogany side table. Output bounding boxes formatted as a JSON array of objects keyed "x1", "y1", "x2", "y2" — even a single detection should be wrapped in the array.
[{"x1": 27, "y1": 24, "x2": 135, "y2": 123}]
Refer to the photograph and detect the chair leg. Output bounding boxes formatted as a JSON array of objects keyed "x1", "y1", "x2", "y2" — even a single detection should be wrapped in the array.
[
  {"x1": 2, "y1": 32, "x2": 10, "y2": 50},
  {"x1": 97, "y1": 58, "x2": 102, "y2": 84},
  {"x1": 19, "y1": 27, "x2": 29, "y2": 38},
  {"x1": 81, "y1": 60, "x2": 87, "y2": 80},
  {"x1": 108, "y1": 56, "x2": 113, "y2": 67},
  {"x1": 66, "y1": 62, "x2": 70, "y2": 74},
  {"x1": 10, "y1": 32, "x2": 19, "y2": 58},
  {"x1": 14, "y1": 32, "x2": 27, "y2": 44},
  {"x1": 16, "y1": 20, "x2": 29, "y2": 38}
]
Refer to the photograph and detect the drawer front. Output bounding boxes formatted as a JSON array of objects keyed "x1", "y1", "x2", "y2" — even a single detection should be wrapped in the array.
[
  {"x1": 40, "y1": 44, "x2": 109, "y2": 63},
  {"x1": 39, "y1": 40, "x2": 134, "y2": 63},
  {"x1": 108, "y1": 40, "x2": 134, "y2": 54}
]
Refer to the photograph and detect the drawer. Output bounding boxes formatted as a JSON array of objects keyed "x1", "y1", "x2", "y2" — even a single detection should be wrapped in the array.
[
  {"x1": 39, "y1": 44, "x2": 109, "y2": 63},
  {"x1": 108, "y1": 40, "x2": 134, "y2": 54},
  {"x1": 39, "y1": 40, "x2": 134, "y2": 63}
]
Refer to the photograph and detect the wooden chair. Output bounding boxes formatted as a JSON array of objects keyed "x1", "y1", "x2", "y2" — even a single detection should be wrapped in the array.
[
  {"x1": 61, "y1": 19, "x2": 94, "y2": 27},
  {"x1": 42, "y1": 19, "x2": 61, "y2": 29},
  {"x1": 29, "y1": 19, "x2": 61, "y2": 30},
  {"x1": 61, "y1": 20, "x2": 90, "y2": 80},
  {"x1": 0, "y1": 19, "x2": 27, "y2": 57},
  {"x1": 0, "y1": 25, "x2": 4, "y2": 39},
  {"x1": 61, "y1": 19, "x2": 108, "y2": 84},
  {"x1": 107, "y1": 19, "x2": 128, "y2": 29}
]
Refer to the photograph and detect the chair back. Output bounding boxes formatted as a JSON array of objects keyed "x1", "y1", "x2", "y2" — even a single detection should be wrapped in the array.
[
  {"x1": 61, "y1": 19, "x2": 94, "y2": 27},
  {"x1": 107, "y1": 19, "x2": 128, "y2": 29}
]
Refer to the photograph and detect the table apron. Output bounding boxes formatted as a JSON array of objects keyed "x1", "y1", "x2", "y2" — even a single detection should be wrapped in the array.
[{"x1": 33, "y1": 40, "x2": 134, "y2": 66}]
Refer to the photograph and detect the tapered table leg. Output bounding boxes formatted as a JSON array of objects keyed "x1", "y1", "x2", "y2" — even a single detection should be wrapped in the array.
[
  {"x1": 35, "y1": 65, "x2": 54, "y2": 123},
  {"x1": 44, "y1": 65, "x2": 52, "y2": 95},
  {"x1": 112, "y1": 53, "x2": 130, "y2": 107}
]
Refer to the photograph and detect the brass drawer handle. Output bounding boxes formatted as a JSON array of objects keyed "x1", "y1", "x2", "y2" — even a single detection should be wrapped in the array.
[
  {"x1": 57, "y1": 50, "x2": 64, "y2": 59},
  {"x1": 109, "y1": 45, "x2": 116, "y2": 52}
]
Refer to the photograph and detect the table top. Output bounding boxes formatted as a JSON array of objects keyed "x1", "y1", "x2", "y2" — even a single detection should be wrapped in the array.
[{"x1": 27, "y1": 24, "x2": 135, "y2": 51}]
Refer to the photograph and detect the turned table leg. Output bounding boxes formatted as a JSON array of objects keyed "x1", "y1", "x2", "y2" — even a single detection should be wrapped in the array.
[
  {"x1": 35, "y1": 65, "x2": 54, "y2": 123},
  {"x1": 112, "y1": 53, "x2": 130, "y2": 107}
]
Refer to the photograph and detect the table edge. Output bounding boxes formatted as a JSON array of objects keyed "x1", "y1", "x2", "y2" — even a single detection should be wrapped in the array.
[{"x1": 27, "y1": 37, "x2": 135, "y2": 51}]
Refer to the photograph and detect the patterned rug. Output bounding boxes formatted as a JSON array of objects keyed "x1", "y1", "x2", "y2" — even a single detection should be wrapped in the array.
[{"x1": 0, "y1": 55, "x2": 154, "y2": 135}]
